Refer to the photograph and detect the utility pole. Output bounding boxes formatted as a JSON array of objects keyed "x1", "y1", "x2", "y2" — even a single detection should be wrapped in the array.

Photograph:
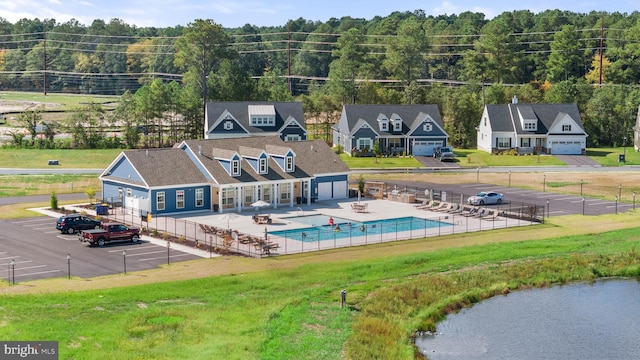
[
  {"x1": 43, "y1": 25, "x2": 47, "y2": 95},
  {"x1": 599, "y1": 13, "x2": 604, "y2": 86},
  {"x1": 287, "y1": 21, "x2": 292, "y2": 94}
]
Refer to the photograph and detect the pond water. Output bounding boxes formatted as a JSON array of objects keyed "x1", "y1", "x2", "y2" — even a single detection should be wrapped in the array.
[{"x1": 415, "y1": 279, "x2": 640, "y2": 360}]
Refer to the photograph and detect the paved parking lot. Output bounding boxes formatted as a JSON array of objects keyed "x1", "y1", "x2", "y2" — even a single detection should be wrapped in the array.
[{"x1": 1, "y1": 216, "x2": 206, "y2": 283}]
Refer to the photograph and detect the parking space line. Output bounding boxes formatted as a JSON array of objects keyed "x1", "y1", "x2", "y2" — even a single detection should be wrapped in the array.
[
  {"x1": 14, "y1": 264, "x2": 48, "y2": 271},
  {"x1": 11, "y1": 219, "x2": 52, "y2": 224},
  {"x1": 15, "y1": 269, "x2": 61, "y2": 278},
  {"x1": 124, "y1": 250, "x2": 168, "y2": 257},
  {"x1": 553, "y1": 197, "x2": 579, "y2": 201}
]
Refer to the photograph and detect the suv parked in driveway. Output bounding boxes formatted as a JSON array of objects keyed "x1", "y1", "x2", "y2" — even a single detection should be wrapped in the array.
[
  {"x1": 434, "y1": 146, "x2": 455, "y2": 162},
  {"x1": 56, "y1": 214, "x2": 101, "y2": 234}
]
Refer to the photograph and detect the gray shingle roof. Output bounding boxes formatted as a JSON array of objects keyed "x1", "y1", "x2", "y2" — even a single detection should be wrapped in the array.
[
  {"x1": 104, "y1": 148, "x2": 210, "y2": 187},
  {"x1": 342, "y1": 104, "x2": 443, "y2": 133},
  {"x1": 182, "y1": 136, "x2": 348, "y2": 185},
  {"x1": 486, "y1": 103, "x2": 585, "y2": 135},
  {"x1": 206, "y1": 101, "x2": 305, "y2": 134}
]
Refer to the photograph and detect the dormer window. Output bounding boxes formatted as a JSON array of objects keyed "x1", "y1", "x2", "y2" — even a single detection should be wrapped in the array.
[
  {"x1": 224, "y1": 121, "x2": 233, "y2": 130},
  {"x1": 562, "y1": 124, "x2": 571, "y2": 131},
  {"x1": 393, "y1": 119, "x2": 402, "y2": 131},
  {"x1": 231, "y1": 159, "x2": 240, "y2": 176},
  {"x1": 248, "y1": 105, "x2": 276, "y2": 127},
  {"x1": 523, "y1": 121, "x2": 536, "y2": 130},
  {"x1": 259, "y1": 158, "x2": 267, "y2": 173},
  {"x1": 285, "y1": 156, "x2": 293, "y2": 171}
]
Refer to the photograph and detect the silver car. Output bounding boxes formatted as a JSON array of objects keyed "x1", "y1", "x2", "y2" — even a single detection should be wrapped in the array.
[{"x1": 467, "y1": 191, "x2": 504, "y2": 205}]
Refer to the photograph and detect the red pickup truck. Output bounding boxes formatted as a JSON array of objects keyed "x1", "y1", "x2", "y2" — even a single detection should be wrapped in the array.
[{"x1": 79, "y1": 222, "x2": 141, "y2": 247}]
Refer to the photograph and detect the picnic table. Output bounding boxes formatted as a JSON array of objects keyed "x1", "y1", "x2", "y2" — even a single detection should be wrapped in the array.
[
  {"x1": 351, "y1": 203, "x2": 368, "y2": 213},
  {"x1": 252, "y1": 214, "x2": 272, "y2": 224}
]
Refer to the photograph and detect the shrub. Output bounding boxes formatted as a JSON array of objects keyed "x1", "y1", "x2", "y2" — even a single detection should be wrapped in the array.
[{"x1": 50, "y1": 191, "x2": 58, "y2": 210}]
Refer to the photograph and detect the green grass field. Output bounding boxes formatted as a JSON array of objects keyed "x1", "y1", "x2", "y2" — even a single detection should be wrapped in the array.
[
  {"x1": 1, "y1": 214, "x2": 638, "y2": 359},
  {"x1": 0, "y1": 91, "x2": 119, "y2": 109},
  {"x1": 0, "y1": 149, "x2": 122, "y2": 168}
]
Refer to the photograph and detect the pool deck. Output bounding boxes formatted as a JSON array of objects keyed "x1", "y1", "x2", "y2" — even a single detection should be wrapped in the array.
[{"x1": 181, "y1": 198, "x2": 533, "y2": 256}]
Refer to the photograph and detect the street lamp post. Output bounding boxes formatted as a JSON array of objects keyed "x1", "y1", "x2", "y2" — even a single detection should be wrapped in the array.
[
  {"x1": 582, "y1": 197, "x2": 585, "y2": 215},
  {"x1": 508, "y1": 171, "x2": 512, "y2": 187},
  {"x1": 123, "y1": 250, "x2": 127, "y2": 275},
  {"x1": 634, "y1": 192, "x2": 636, "y2": 210},
  {"x1": 547, "y1": 199, "x2": 550, "y2": 218},
  {"x1": 543, "y1": 175, "x2": 546, "y2": 192},
  {"x1": 167, "y1": 241, "x2": 171, "y2": 265},
  {"x1": 476, "y1": 168, "x2": 480, "y2": 183},
  {"x1": 580, "y1": 179, "x2": 584, "y2": 197},
  {"x1": 67, "y1": 254, "x2": 71, "y2": 279},
  {"x1": 615, "y1": 197, "x2": 618, "y2": 214},
  {"x1": 10, "y1": 259, "x2": 15, "y2": 285},
  {"x1": 618, "y1": 184, "x2": 622, "y2": 200},
  {"x1": 623, "y1": 136, "x2": 627, "y2": 163}
]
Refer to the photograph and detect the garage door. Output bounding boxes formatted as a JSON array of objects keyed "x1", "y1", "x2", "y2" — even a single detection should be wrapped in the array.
[
  {"x1": 551, "y1": 141, "x2": 582, "y2": 155},
  {"x1": 412, "y1": 141, "x2": 440, "y2": 156},
  {"x1": 332, "y1": 181, "x2": 347, "y2": 200},
  {"x1": 317, "y1": 182, "x2": 332, "y2": 200}
]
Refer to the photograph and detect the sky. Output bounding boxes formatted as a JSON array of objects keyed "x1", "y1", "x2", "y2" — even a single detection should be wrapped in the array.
[{"x1": 0, "y1": 0, "x2": 638, "y2": 29}]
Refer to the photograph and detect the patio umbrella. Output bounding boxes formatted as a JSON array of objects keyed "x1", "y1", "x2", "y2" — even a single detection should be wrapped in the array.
[
  {"x1": 251, "y1": 200, "x2": 271, "y2": 214},
  {"x1": 217, "y1": 212, "x2": 240, "y2": 230}
]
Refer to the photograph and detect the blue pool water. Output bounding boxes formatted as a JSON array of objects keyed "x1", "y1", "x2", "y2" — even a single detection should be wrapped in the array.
[
  {"x1": 270, "y1": 216, "x2": 450, "y2": 242},
  {"x1": 282, "y1": 214, "x2": 353, "y2": 227}
]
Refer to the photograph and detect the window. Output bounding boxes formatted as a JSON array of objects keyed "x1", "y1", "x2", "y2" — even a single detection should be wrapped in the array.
[
  {"x1": 127, "y1": 188, "x2": 132, "y2": 197},
  {"x1": 244, "y1": 186, "x2": 254, "y2": 204},
  {"x1": 380, "y1": 121, "x2": 388, "y2": 131},
  {"x1": 261, "y1": 185, "x2": 271, "y2": 202},
  {"x1": 251, "y1": 116, "x2": 275, "y2": 126},
  {"x1": 176, "y1": 190, "x2": 184, "y2": 209},
  {"x1": 285, "y1": 134, "x2": 300, "y2": 142},
  {"x1": 224, "y1": 121, "x2": 233, "y2": 130},
  {"x1": 389, "y1": 138, "x2": 401, "y2": 148},
  {"x1": 524, "y1": 122, "x2": 536, "y2": 130},
  {"x1": 497, "y1": 137, "x2": 510, "y2": 148},
  {"x1": 195, "y1": 188, "x2": 204, "y2": 207},
  {"x1": 280, "y1": 183, "x2": 291, "y2": 201},
  {"x1": 358, "y1": 138, "x2": 372, "y2": 150},
  {"x1": 259, "y1": 158, "x2": 267, "y2": 173},
  {"x1": 157, "y1": 192, "x2": 165, "y2": 211},
  {"x1": 285, "y1": 156, "x2": 293, "y2": 171},
  {"x1": 562, "y1": 124, "x2": 572, "y2": 131},
  {"x1": 118, "y1": 188, "x2": 123, "y2": 202},
  {"x1": 393, "y1": 120, "x2": 402, "y2": 131},
  {"x1": 222, "y1": 188, "x2": 235, "y2": 208},
  {"x1": 423, "y1": 123, "x2": 432, "y2": 132},
  {"x1": 231, "y1": 160, "x2": 240, "y2": 176},
  {"x1": 521, "y1": 138, "x2": 531, "y2": 147}
]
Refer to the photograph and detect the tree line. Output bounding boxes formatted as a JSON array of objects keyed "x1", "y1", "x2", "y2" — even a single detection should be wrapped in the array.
[{"x1": 1, "y1": 9, "x2": 640, "y2": 149}]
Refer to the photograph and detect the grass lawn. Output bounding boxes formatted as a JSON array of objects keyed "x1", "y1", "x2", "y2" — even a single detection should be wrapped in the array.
[
  {"x1": 0, "y1": 148, "x2": 122, "y2": 168},
  {"x1": 0, "y1": 91, "x2": 119, "y2": 109},
  {"x1": 0, "y1": 174, "x2": 101, "y2": 198},
  {"x1": 1, "y1": 212, "x2": 639, "y2": 359}
]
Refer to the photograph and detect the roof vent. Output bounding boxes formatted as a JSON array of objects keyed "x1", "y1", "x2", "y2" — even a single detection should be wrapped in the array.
[
  {"x1": 310, "y1": 145, "x2": 314, "y2": 151},
  {"x1": 145, "y1": 149, "x2": 149, "y2": 156},
  {"x1": 198, "y1": 145, "x2": 202, "y2": 155}
]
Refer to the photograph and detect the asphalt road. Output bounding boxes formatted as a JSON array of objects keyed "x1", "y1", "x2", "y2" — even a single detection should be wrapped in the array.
[{"x1": 0, "y1": 216, "x2": 202, "y2": 283}]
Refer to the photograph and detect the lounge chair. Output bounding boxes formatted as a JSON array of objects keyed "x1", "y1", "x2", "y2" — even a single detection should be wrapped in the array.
[
  {"x1": 472, "y1": 208, "x2": 488, "y2": 218},
  {"x1": 482, "y1": 210, "x2": 500, "y2": 221},
  {"x1": 421, "y1": 201, "x2": 441, "y2": 210},
  {"x1": 414, "y1": 199, "x2": 429, "y2": 208},
  {"x1": 462, "y1": 207, "x2": 479, "y2": 217},
  {"x1": 435, "y1": 203, "x2": 454, "y2": 212},
  {"x1": 458, "y1": 205, "x2": 473, "y2": 215},
  {"x1": 446, "y1": 203, "x2": 461, "y2": 213}
]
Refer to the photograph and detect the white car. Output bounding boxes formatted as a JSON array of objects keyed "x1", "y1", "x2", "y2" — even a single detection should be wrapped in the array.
[{"x1": 467, "y1": 191, "x2": 504, "y2": 205}]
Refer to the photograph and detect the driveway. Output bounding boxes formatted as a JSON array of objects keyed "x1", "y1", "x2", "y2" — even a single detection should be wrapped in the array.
[
  {"x1": 414, "y1": 156, "x2": 460, "y2": 169},
  {"x1": 555, "y1": 155, "x2": 600, "y2": 166}
]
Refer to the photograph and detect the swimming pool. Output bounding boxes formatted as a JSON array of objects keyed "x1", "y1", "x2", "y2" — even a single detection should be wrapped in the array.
[
  {"x1": 282, "y1": 214, "x2": 355, "y2": 227},
  {"x1": 270, "y1": 216, "x2": 451, "y2": 242}
]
